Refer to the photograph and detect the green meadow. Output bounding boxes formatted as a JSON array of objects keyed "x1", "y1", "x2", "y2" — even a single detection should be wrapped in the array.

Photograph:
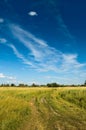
[{"x1": 0, "y1": 87, "x2": 86, "y2": 130}]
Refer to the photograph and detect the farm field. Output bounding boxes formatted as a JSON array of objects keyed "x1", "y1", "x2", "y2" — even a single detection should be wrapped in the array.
[{"x1": 0, "y1": 87, "x2": 86, "y2": 130}]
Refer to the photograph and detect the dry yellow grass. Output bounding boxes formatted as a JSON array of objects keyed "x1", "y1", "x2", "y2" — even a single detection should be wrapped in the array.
[{"x1": 0, "y1": 87, "x2": 86, "y2": 130}]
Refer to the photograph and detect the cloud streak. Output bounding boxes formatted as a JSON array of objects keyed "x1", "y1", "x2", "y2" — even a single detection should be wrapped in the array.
[
  {"x1": 8, "y1": 44, "x2": 35, "y2": 67},
  {"x1": 0, "y1": 73, "x2": 5, "y2": 78},
  {"x1": 0, "y1": 38, "x2": 7, "y2": 43},
  {"x1": 0, "y1": 73, "x2": 16, "y2": 80},
  {"x1": 0, "y1": 18, "x2": 4, "y2": 23},
  {"x1": 4, "y1": 24, "x2": 85, "y2": 74}
]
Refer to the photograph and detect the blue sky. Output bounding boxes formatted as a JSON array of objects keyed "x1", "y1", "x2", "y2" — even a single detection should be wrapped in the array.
[{"x1": 0, "y1": 0, "x2": 86, "y2": 85}]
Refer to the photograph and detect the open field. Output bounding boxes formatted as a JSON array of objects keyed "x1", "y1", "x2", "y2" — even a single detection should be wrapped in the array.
[{"x1": 0, "y1": 87, "x2": 86, "y2": 130}]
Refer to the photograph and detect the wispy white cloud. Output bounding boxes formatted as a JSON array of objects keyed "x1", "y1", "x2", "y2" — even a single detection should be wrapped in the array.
[
  {"x1": 56, "y1": 14, "x2": 75, "y2": 43},
  {"x1": 6, "y1": 76, "x2": 16, "y2": 80},
  {"x1": 8, "y1": 44, "x2": 35, "y2": 67},
  {"x1": 0, "y1": 18, "x2": 4, "y2": 23},
  {"x1": 44, "y1": 75, "x2": 84, "y2": 85},
  {"x1": 0, "y1": 73, "x2": 16, "y2": 80},
  {"x1": 9, "y1": 24, "x2": 62, "y2": 70},
  {"x1": 28, "y1": 11, "x2": 38, "y2": 16},
  {"x1": 6, "y1": 24, "x2": 86, "y2": 74},
  {"x1": 0, "y1": 73, "x2": 6, "y2": 78},
  {"x1": 0, "y1": 38, "x2": 7, "y2": 43},
  {"x1": 60, "y1": 54, "x2": 86, "y2": 72}
]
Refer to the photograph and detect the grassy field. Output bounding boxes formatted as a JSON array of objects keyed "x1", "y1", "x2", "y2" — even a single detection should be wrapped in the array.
[{"x1": 0, "y1": 87, "x2": 86, "y2": 130}]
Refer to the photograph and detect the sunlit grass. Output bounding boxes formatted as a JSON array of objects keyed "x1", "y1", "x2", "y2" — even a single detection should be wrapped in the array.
[{"x1": 0, "y1": 87, "x2": 86, "y2": 130}]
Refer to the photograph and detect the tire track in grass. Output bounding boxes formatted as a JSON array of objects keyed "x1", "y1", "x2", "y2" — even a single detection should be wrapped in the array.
[
  {"x1": 40, "y1": 90, "x2": 86, "y2": 130},
  {"x1": 22, "y1": 97, "x2": 45, "y2": 130},
  {"x1": 50, "y1": 91, "x2": 86, "y2": 130},
  {"x1": 20, "y1": 89, "x2": 86, "y2": 130},
  {"x1": 33, "y1": 92, "x2": 62, "y2": 130}
]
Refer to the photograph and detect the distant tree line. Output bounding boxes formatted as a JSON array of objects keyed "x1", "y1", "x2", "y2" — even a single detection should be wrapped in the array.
[{"x1": 0, "y1": 81, "x2": 86, "y2": 87}]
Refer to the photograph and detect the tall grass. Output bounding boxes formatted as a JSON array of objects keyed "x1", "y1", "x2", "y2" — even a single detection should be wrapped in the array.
[{"x1": 0, "y1": 87, "x2": 86, "y2": 130}]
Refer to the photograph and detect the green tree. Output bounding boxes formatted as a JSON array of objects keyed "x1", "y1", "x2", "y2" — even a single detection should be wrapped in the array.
[
  {"x1": 47, "y1": 83, "x2": 60, "y2": 87},
  {"x1": 31, "y1": 83, "x2": 38, "y2": 87},
  {"x1": 84, "y1": 80, "x2": 86, "y2": 86},
  {"x1": 11, "y1": 83, "x2": 15, "y2": 87}
]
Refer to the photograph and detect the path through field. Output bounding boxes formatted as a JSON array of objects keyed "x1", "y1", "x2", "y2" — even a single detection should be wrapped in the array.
[
  {"x1": 0, "y1": 87, "x2": 86, "y2": 130},
  {"x1": 23, "y1": 88, "x2": 86, "y2": 130}
]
